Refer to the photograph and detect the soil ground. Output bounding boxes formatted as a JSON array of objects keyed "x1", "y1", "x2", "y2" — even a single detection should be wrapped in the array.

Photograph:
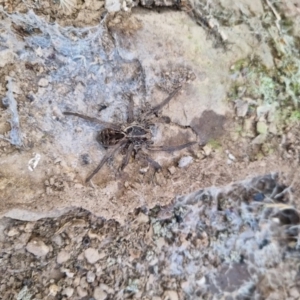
[{"x1": 1, "y1": 0, "x2": 300, "y2": 299}]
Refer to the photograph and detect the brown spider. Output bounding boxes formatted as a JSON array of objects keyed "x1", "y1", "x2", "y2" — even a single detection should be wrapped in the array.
[{"x1": 64, "y1": 86, "x2": 197, "y2": 183}]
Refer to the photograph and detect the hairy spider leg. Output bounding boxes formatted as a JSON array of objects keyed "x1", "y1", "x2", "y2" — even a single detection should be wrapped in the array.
[
  {"x1": 145, "y1": 86, "x2": 182, "y2": 117},
  {"x1": 86, "y1": 140, "x2": 127, "y2": 183},
  {"x1": 63, "y1": 111, "x2": 121, "y2": 130},
  {"x1": 126, "y1": 95, "x2": 135, "y2": 124},
  {"x1": 138, "y1": 151, "x2": 162, "y2": 172},
  {"x1": 148, "y1": 141, "x2": 197, "y2": 152},
  {"x1": 120, "y1": 143, "x2": 134, "y2": 171}
]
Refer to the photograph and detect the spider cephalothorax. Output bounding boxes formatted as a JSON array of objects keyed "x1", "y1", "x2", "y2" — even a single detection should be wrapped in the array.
[{"x1": 64, "y1": 86, "x2": 197, "y2": 183}]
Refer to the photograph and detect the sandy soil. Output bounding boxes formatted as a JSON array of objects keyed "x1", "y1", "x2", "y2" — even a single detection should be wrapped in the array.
[{"x1": 1, "y1": 0, "x2": 300, "y2": 299}]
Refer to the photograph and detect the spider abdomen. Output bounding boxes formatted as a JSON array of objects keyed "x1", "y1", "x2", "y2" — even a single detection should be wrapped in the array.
[{"x1": 97, "y1": 128, "x2": 125, "y2": 147}]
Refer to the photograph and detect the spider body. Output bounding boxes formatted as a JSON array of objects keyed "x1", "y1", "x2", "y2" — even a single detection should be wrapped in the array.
[
  {"x1": 97, "y1": 124, "x2": 152, "y2": 150},
  {"x1": 64, "y1": 86, "x2": 197, "y2": 183}
]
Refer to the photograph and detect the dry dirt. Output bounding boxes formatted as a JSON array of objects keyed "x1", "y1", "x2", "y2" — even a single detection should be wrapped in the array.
[
  {"x1": 0, "y1": 4, "x2": 236, "y2": 222},
  {"x1": 0, "y1": 0, "x2": 287, "y2": 222},
  {"x1": 1, "y1": 0, "x2": 300, "y2": 299}
]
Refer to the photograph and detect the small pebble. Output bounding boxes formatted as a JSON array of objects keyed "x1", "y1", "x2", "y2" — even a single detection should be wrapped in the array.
[
  {"x1": 228, "y1": 153, "x2": 236, "y2": 161},
  {"x1": 57, "y1": 250, "x2": 71, "y2": 264},
  {"x1": 226, "y1": 159, "x2": 233, "y2": 165},
  {"x1": 136, "y1": 213, "x2": 149, "y2": 224},
  {"x1": 235, "y1": 99, "x2": 248, "y2": 117},
  {"x1": 139, "y1": 166, "x2": 149, "y2": 174},
  {"x1": 178, "y1": 156, "x2": 193, "y2": 168},
  {"x1": 253, "y1": 193, "x2": 265, "y2": 202},
  {"x1": 38, "y1": 78, "x2": 49, "y2": 87},
  {"x1": 80, "y1": 277, "x2": 88, "y2": 289},
  {"x1": 48, "y1": 284, "x2": 59, "y2": 297},
  {"x1": 181, "y1": 281, "x2": 190, "y2": 292},
  {"x1": 163, "y1": 290, "x2": 179, "y2": 300},
  {"x1": 6, "y1": 227, "x2": 19, "y2": 237},
  {"x1": 77, "y1": 286, "x2": 88, "y2": 298},
  {"x1": 256, "y1": 121, "x2": 268, "y2": 135},
  {"x1": 77, "y1": 252, "x2": 84, "y2": 260},
  {"x1": 93, "y1": 286, "x2": 107, "y2": 300},
  {"x1": 24, "y1": 223, "x2": 35, "y2": 233},
  {"x1": 46, "y1": 187, "x2": 52, "y2": 195},
  {"x1": 61, "y1": 287, "x2": 74, "y2": 298},
  {"x1": 251, "y1": 133, "x2": 267, "y2": 145},
  {"x1": 52, "y1": 234, "x2": 64, "y2": 247},
  {"x1": 26, "y1": 238, "x2": 49, "y2": 257},
  {"x1": 63, "y1": 269, "x2": 74, "y2": 278},
  {"x1": 49, "y1": 177, "x2": 55, "y2": 186},
  {"x1": 86, "y1": 271, "x2": 96, "y2": 283},
  {"x1": 73, "y1": 276, "x2": 80, "y2": 287},
  {"x1": 99, "y1": 283, "x2": 114, "y2": 294},
  {"x1": 0, "y1": 284, "x2": 6, "y2": 292},
  {"x1": 202, "y1": 144, "x2": 212, "y2": 156},
  {"x1": 289, "y1": 287, "x2": 300, "y2": 298},
  {"x1": 84, "y1": 248, "x2": 101, "y2": 264},
  {"x1": 168, "y1": 166, "x2": 176, "y2": 175}
]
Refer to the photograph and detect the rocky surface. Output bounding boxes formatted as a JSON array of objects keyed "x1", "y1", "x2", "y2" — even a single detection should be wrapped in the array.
[
  {"x1": 1, "y1": 174, "x2": 300, "y2": 299},
  {"x1": 0, "y1": 2, "x2": 234, "y2": 222},
  {"x1": 0, "y1": 0, "x2": 294, "y2": 222},
  {"x1": 1, "y1": 0, "x2": 300, "y2": 298}
]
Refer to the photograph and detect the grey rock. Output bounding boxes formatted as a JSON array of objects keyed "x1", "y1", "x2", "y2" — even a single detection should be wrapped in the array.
[
  {"x1": 93, "y1": 286, "x2": 107, "y2": 300},
  {"x1": 84, "y1": 248, "x2": 101, "y2": 264},
  {"x1": 168, "y1": 166, "x2": 176, "y2": 175},
  {"x1": 105, "y1": 0, "x2": 121, "y2": 12},
  {"x1": 6, "y1": 227, "x2": 19, "y2": 237},
  {"x1": 77, "y1": 286, "x2": 88, "y2": 298},
  {"x1": 86, "y1": 270, "x2": 96, "y2": 283},
  {"x1": 178, "y1": 156, "x2": 193, "y2": 168},
  {"x1": 251, "y1": 133, "x2": 267, "y2": 145},
  {"x1": 26, "y1": 238, "x2": 50, "y2": 257},
  {"x1": 38, "y1": 78, "x2": 49, "y2": 87},
  {"x1": 289, "y1": 287, "x2": 300, "y2": 299},
  {"x1": 61, "y1": 287, "x2": 74, "y2": 298},
  {"x1": 0, "y1": 49, "x2": 15, "y2": 68},
  {"x1": 57, "y1": 250, "x2": 71, "y2": 264},
  {"x1": 163, "y1": 290, "x2": 179, "y2": 300},
  {"x1": 235, "y1": 99, "x2": 249, "y2": 117},
  {"x1": 202, "y1": 145, "x2": 212, "y2": 156}
]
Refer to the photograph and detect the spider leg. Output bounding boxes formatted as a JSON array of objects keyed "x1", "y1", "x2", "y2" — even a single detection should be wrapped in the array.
[
  {"x1": 126, "y1": 95, "x2": 134, "y2": 124},
  {"x1": 63, "y1": 111, "x2": 121, "y2": 130},
  {"x1": 145, "y1": 86, "x2": 182, "y2": 117},
  {"x1": 148, "y1": 141, "x2": 197, "y2": 152},
  {"x1": 138, "y1": 151, "x2": 162, "y2": 172},
  {"x1": 120, "y1": 143, "x2": 134, "y2": 171},
  {"x1": 145, "y1": 155, "x2": 162, "y2": 172},
  {"x1": 86, "y1": 141, "x2": 126, "y2": 183}
]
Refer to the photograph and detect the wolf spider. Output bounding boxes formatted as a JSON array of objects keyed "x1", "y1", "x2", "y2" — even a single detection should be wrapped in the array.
[{"x1": 64, "y1": 86, "x2": 197, "y2": 183}]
